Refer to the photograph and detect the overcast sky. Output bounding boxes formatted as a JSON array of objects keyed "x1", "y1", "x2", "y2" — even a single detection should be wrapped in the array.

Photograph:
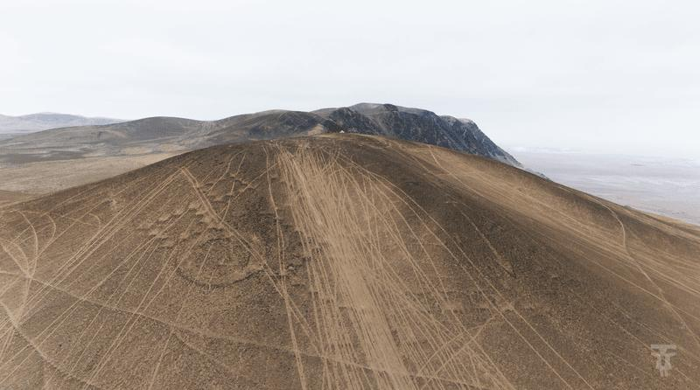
[{"x1": 1, "y1": 0, "x2": 698, "y2": 157}]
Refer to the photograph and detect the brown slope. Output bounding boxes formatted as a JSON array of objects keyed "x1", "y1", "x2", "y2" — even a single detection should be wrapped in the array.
[
  {"x1": 0, "y1": 190, "x2": 34, "y2": 208},
  {"x1": 0, "y1": 134, "x2": 698, "y2": 389}
]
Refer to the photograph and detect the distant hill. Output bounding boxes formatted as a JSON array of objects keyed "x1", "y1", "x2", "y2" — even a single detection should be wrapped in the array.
[
  {"x1": 0, "y1": 112, "x2": 123, "y2": 134},
  {"x1": 0, "y1": 104, "x2": 520, "y2": 167}
]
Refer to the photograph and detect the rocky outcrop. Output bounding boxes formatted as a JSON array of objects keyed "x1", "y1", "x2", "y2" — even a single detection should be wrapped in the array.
[{"x1": 317, "y1": 103, "x2": 521, "y2": 166}]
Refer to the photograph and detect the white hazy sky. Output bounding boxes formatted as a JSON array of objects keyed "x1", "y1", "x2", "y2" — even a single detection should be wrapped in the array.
[{"x1": 1, "y1": 0, "x2": 699, "y2": 158}]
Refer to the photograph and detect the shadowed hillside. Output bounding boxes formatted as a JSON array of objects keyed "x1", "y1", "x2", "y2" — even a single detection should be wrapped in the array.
[
  {"x1": 315, "y1": 103, "x2": 519, "y2": 166},
  {"x1": 0, "y1": 134, "x2": 697, "y2": 389}
]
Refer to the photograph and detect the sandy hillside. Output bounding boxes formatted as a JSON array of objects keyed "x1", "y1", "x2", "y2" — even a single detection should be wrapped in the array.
[{"x1": 0, "y1": 134, "x2": 698, "y2": 389}]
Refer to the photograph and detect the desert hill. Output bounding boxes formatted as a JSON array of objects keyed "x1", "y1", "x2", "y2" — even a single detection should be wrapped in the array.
[
  {"x1": 0, "y1": 113, "x2": 123, "y2": 135},
  {"x1": 0, "y1": 134, "x2": 698, "y2": 389}
]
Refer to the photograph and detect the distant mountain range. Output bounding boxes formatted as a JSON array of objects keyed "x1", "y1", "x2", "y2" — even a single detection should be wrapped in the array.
[
  {"x1": 0, "y1": 103, "x2": 520, "y2": 167},
  {"x1": 0, "y1": 112, "x2": 123, "y2": 134}
]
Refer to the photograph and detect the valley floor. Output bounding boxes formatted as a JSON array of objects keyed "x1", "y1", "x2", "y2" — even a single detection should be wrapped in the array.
[
  {"x1": 0, "y1": 153, "x2": 179, "y2": 194},
  {"x1": 510, "y1": 150, "x2": 700, "y2": 226}
]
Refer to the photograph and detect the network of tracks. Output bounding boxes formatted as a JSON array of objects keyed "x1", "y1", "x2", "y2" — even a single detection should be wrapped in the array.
[{"x1": 0, "y1": 134, "x2": 698, "y2": 389}]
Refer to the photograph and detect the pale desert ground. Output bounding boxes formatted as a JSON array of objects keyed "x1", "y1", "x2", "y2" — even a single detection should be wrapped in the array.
[
  {"x1": 510, "y1": 150, "x2": 700, "y2": 226},
  {"x1": 0, "y1": 153, "x2": 178, "y2": 197}
]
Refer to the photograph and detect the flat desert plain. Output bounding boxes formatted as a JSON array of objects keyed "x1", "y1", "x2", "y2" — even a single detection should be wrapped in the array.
[{"x1": 511, "y1": 150, "x2": 700, "y2": 226}]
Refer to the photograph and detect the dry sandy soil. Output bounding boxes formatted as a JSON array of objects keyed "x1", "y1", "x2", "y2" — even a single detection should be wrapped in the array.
[
  {"x1": 0, "y1": 153, "x2": 179, "y2": 195},
  {"x1": 0, "y1": 134, "x2": 698, "y2": 389},
  {"x1": 0, "y1": 190, "x2": 33, "y2": 209}
]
